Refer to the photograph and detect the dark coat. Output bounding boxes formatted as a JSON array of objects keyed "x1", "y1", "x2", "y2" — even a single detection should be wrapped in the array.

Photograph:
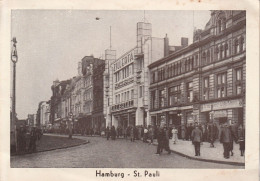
[
  {"x1": 191, "y1": 128, "x2": 202, "y2": 142},
  {"x1": 208, "y1": 124, "x2": 218, "y2": 141},
  {"x1": 220, "y1": 127, "x2": 232, "y2": 143}
]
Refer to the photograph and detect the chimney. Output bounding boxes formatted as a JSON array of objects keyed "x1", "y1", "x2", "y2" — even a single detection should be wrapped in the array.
[
  {"x1": 164, "y1": 34, "x2": 169, "y2": 57},
  {"x1": 181, "y1": 37, "x2": 188, "y2": 47}
]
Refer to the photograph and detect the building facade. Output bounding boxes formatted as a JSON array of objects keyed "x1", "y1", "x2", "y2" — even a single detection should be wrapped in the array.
[
  {"x1": 148, "y1": 10, "x2": 246, "y2": 134},
  {"x1": 106, "y1": 22, "x2": 172, "y2": 129}
]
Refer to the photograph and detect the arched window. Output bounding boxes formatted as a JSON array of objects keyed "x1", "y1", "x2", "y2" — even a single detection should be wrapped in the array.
[
  {"x1": 240, "y1": 36, "x2": 245, "y2": 52},
  {"x1": 222, "y1": 18, "x2": 226, "y2": 31},
  {"x1": 224, "y1": 43, "x2": 228, "y2": 58},
  {"x1": 185, "y1": 59, "x2": 188, "y2": 72},
  {"x1": 202, "y1": 52, "x2": 206, "y2": 65},
  {"x1": 235, "y1": 39, "x2": 239, "y2": 54},
  {"x1": 217, "y1": 11, "x2": 226, "y2": 34},
  {"x1": 218, "y1": 20, "x2": 222, "y2": 33},
  {"x1": 220, "y1": 45, "x2": 223, "y2": 59},
  {"x1": 206, "y1": 50, "x2": 210, "y2": 63},
  {"x1": 216, "y1": 46, "x2": 220, "y2": 60},
  {"x1": 191, "y1": 57, "x2": 194, "y2": 69}
]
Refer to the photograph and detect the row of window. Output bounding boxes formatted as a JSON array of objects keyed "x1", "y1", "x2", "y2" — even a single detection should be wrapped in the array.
[
  {"x1": 115, "y1": 89, "x2": 134, "y2": 104},
  {"x1": 151, "y1": 36, "x2": 245, "y2": 84},
  {"x1": 114, "y1": 64, "x2": 134, "y2": 83},
  {"x1": 151, "y1": 68, "x2": 243, "y2": 109}
]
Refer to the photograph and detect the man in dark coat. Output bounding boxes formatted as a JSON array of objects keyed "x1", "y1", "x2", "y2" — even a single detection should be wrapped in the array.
[
  {"x1": 106, "y1": 126, "x2": 110, "y2": 140},
  {"x1": 111, "y1": 126, "x2": 116, "y2": 140},
  {"x1": 229, "y1": 121, "x2": 237, "y2": 156},
  {"x1": 155, "y1": 126, "x2": 164, "y2": 155},
  {"x1": 162, "y1": 127, "x2": 171, "y2": 154},
  {"x1": 220, "y1": 123, "x2": 232, "y2": 159},
  {"x1": 191, "y1": 124, "x2": 203, "y2": 156},
  {"x1": 208, "y1": 122, "x2": 218, "y2": 147},
  {"x1": 28, "y1": 127, "x2": 37, "y2": 153}
]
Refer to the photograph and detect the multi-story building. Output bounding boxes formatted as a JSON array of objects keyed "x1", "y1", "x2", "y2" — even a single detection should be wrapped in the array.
[
  {"x1": 27, "y1": 114, "x2": 36, "y2": 127},
  {"x1": 50, "y1": 79, "x2": 71, "y2": 129},
  {"x1": 148, "y1": 10, "x2": 246, "y2": 132},
  {"x1": 36, "y1": 101, "x2": 51, "y2": 128},
  {"x1": 80, "y1": 56, "x2": 105, "y2": 133},
  {"x1": 92, "y1": 61, "x2": 106, "y2": 133},
  {"x1": 107, "y1": 22, "x2": 179, "y2": 129}
]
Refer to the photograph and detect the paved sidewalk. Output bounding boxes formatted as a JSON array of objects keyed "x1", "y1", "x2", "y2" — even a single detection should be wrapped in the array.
[{"x1": 150, "y1": 139, "x2": 245, "y2": 166}]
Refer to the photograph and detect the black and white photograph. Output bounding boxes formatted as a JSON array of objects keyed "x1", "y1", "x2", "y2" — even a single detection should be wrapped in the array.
[
  {"x1": 9, "y1": 10, "x2": 246, "y2": 169},
  {"x1": 1, "y1": 0, "x2": 259, "y2": 180}
]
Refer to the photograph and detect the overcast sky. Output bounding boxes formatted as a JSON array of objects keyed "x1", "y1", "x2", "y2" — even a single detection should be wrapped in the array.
[{"x1": 11, "y1": 10, "x2": 211, "y2": 119}]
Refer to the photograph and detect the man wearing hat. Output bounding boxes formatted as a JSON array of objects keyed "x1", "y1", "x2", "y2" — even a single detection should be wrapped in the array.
[
  {"x1": 191, "y1": 123, "x2": 203, "y2": 156},
  {"x1": 220, "y1": 123, "x2": 232, "y2": 159}
]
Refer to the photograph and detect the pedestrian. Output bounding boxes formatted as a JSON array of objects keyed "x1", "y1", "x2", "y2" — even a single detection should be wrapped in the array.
[
  {"x1": 116, "y1": 126, "x2": 120, "y2": 138},
  {"x1": 134, "y1": 126, "x2": 139, "y2": 140},
  {"x1": 229, "y1": 121, "x2": 237, "y2": 156},
  {"x1": 148, "y1": 125, "x2": 154, "y2": 144},
  {"x1": 171, "y1": 126, "x2": 178, "y2": 144},
  {"x1": 28, "y1": 127, "x2": 37, "y2": 153},
  {"x1": 237, "y1": 124, "x2": 245, "y2": 156},
  {"x1": 191, "y1": 124, "x2": 203, "y2": 156},
  {"x1": 143, "y1": 126, "x2": 148, "y2": 143},
  {"x1": 111, "y1": 126, "x2": 116, "y2": 140},
  {"x1": 130, "y1": 126, "x2": 134, "y2": 142},
  {"x1": 185, "y1": 124, "x2": 190, "y2": 140},
  {"x1": 220, "y1": 123, "x2": 232, "y2": 159},
  {"x1": 155, "y1": 125, "x2": 164, "y2": 155},
  {"x1": 162, "y1": 126, "x2": 171, "y2": 154},
  {"x1": 106, "y1": 126, "x2": 110, "y2": 140},
  {"x1": 208, "y1": 122, "x2": 217, "y2": 147},
  {"x1": 181, "y1": 124, "x2": 186, "y2": 140}
]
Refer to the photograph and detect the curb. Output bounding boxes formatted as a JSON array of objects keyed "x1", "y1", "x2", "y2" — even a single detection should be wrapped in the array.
[
  {"x1": 11, "y1": 139, "x2": 89, "y2": 157},
  {"x1": 150, "y1": 142, "x2": 245, "y2": 166}
]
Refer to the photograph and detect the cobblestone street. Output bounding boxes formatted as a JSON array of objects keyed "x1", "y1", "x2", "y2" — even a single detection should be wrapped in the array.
[{"x1": 11, "y1": 135, "x2": 243, "y2": 168}]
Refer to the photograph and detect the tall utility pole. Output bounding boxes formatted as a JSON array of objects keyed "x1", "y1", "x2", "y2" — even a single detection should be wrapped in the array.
[
  {"x1": 11, "y1": 37, "x2": 18, "y2": 152},
  {"x1": 110, "y1": 26, "x2": 112, "y2": 50}
]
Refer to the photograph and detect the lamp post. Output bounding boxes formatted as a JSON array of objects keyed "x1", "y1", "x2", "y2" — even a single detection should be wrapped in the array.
[{"x1": 11, "y1": 37, "x2": 18, "y2": 152}]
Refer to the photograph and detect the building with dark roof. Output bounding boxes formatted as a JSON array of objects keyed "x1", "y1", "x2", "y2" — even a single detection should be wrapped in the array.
[{"x1": 148, "y1": 10, "x2": 246, "y2": 136}]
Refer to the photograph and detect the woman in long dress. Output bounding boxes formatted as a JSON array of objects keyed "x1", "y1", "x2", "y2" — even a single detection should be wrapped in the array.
[{"x1": 171, "y1": 126, "x2": 178, "y2": 144}]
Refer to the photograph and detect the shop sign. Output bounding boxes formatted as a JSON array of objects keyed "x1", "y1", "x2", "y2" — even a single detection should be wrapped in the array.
[
  {"x1": 213, "y1": 110, "x2": 227, "y2": 118},
  {"x1": 213, "y1": 99, "x2": 243, "y2": 110},
  {"x1": 115, "y1": 77, "x2": 134, "y2": 89},
  {"x1": 113, "y1": 49, "x2": 135, "y2": 72},
  {"x1": 201, "y1": 99, "x2": 243, "y2": 112}
]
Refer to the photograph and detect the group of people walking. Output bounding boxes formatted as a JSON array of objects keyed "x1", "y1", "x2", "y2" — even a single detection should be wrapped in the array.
[
  {"x1": 16, "y1": 126, "x2": 42, "y2": 154},
  {"x1": 104, "y1": 121, "x2": 245, "y2": 159}
]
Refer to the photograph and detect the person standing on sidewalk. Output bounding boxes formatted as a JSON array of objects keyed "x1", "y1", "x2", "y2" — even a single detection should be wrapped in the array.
[
  {"x1": 162, "y1": 126, "x2": 171, "y2": 154},
  {"x1": 229, "y1": 122, "x2": 237, "y2": 156},
  {"x1": 155, "y1": 126, "x2": 164, "y2": 155},
  {"x1": 220, "y1": 123, "x2": 232, "y2": 159},
  {"x1": 191, "y1": 124, "x2": 202, "y2": 156},
  {"x1": 148, "y1": 125, "x2": 154, "y2": 144},
  {"x1": 171, "y1": 126, "x2": 178, "y2": 144},
  {"x1": 208, "y1": 122, "x2": 218, "y2": 147},
  {"x1": 143, "y1": 126, "x2": 148, "y2": 143},
  {"x1": 130, "y1": 126, "x2": 135, "y2": 142},
  {"x1": 106, "y1": 126, "x2": 110, "y2": 140},
  {"x1": 237, "y1": 124, "x2": 245, "y2": 156}
]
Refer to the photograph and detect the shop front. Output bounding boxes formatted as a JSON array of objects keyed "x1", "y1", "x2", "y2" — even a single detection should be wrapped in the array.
[
  {"x1": 200, "y1": 98, "x2": 244, "y2": 127},
  {"x1": 112, "y1": 108, "x2": 136, "y2": 130}
]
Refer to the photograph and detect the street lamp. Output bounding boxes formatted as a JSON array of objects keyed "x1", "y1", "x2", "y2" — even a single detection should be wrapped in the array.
[{"x1": 11, "y1": 37, "x2": 18, "y2": 152}]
